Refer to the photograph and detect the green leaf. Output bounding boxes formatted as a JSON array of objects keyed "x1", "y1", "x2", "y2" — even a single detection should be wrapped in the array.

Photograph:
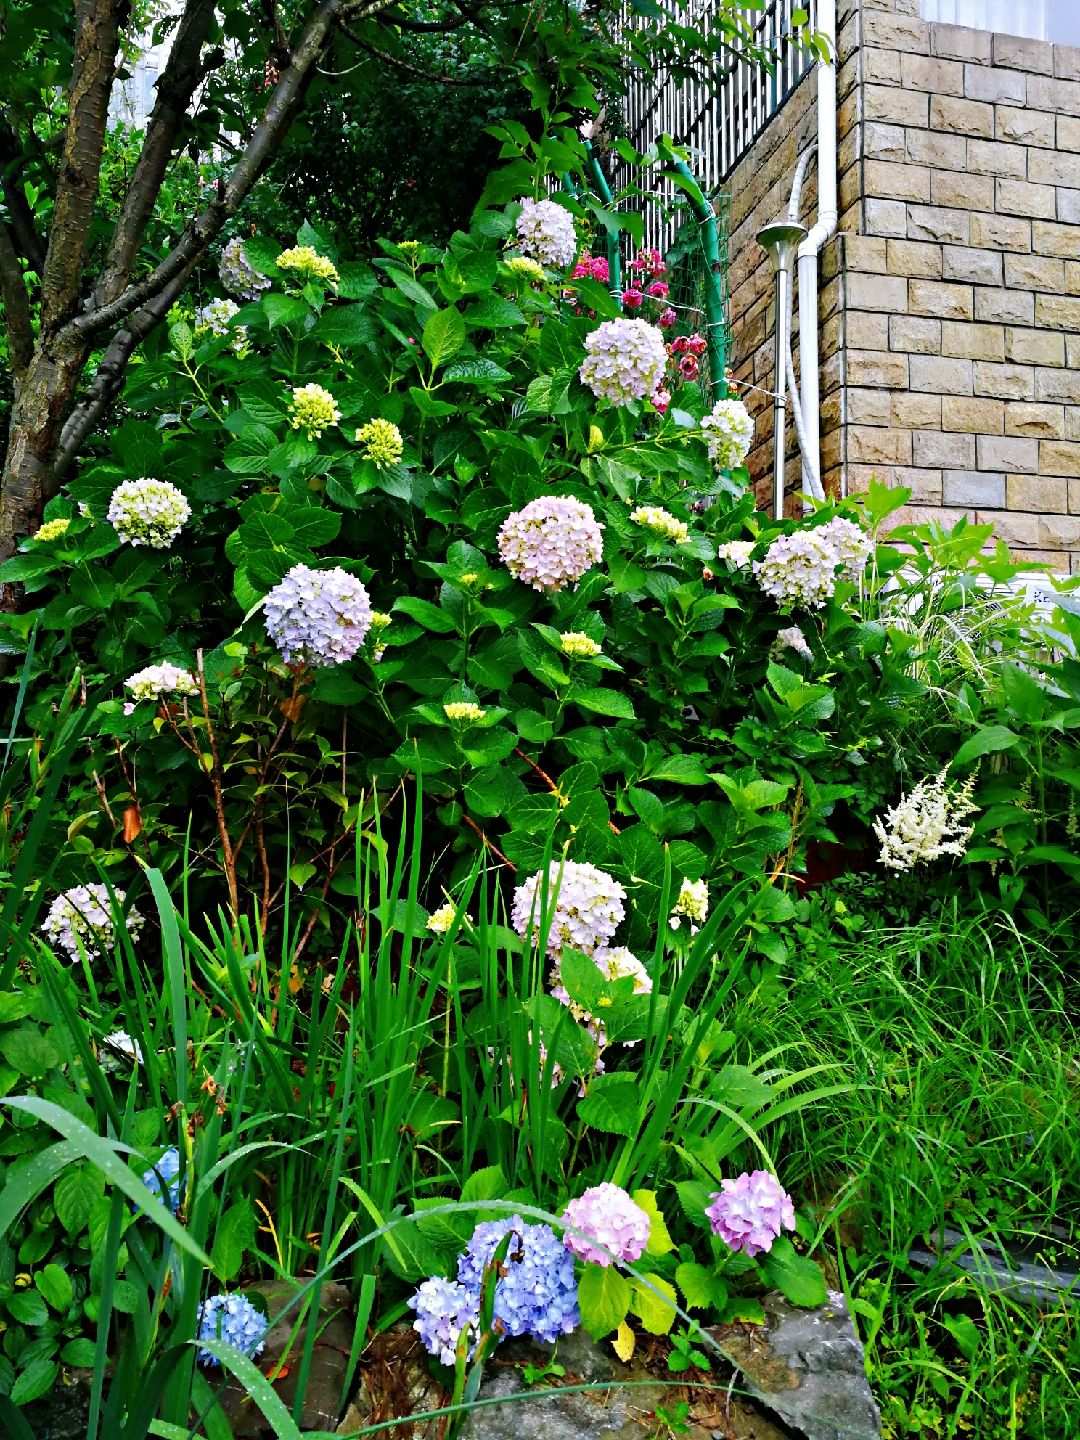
[
  {"x1": 7, "y1": 1290, "x2": 48, "y2": 1325},
  {"x1": 194, "y1": 1339, "x2": 302, "y2": 1440},
  {"x1": 262, "y1": 293, "x2": 309, "y2": 330},
  {"x1": 572, "y1": 686, "x2": 635, "y2": 719},
  {"x1": 9, "y1": 1357, "x2": 57, "y2": 1405},
  {"x1": 463, "y1": 295, "x2": 524, "y2": 329},
  {"x1": 577, "y1": 1264, "x2": 631, "y2": 1339},
  {"x1": 954, "y1": 725, "x2": 1020, "y2": 766},
  {"x1": 34, "y1": 1262, "x2": 73, "y2": 1311},
  {"x1": 576, "y1": 1075, "x2": 639, "y2": 1137},
  {"x1": 443, "y1": 357, "x2": 512, "y2": 385},
  {"x1": 675, "y1": 1261, "x2": 726, "y2": 1311},
  {"x1": 759, "y1": 1236, "x2": 827, "y2": 1308},
  {"x1": 313, "y1": 305, "x2": 375, "y2": 347},
  {"x1": 53, "y1": 1164, "x2": 102, "y2": 1234},
  {"x1": 631, "y1": 1190, "x2": 675, "y2": 1256},
  {"x1": 676, "y1": 1180, "x2": 713, "y2": 1230},
  {"x1": 60, "y1": 1338, "x2": 97, "y2": 1366},
  {"x1": 460, "y1": 1165, "x2": 508, "y2": 1205},
  {"x1": 211, "y1": 1199, "x2": 256, "y2": 1281},
  {"x1": 0, "y1": 1027, "x2": 61, "y2": 1076},
  {"x1": 421, "y1": 307, "x2": 466, "y2": 368},
  {"x1": 393, "y1": 596, "x2": 457, "y2": 633},
  {"x1": 628, "y1": 1273, "x2": 678, "y2": 1335},
  {"x1": 2, "y1": 1098, "x2": 211, "y2": 1264}
]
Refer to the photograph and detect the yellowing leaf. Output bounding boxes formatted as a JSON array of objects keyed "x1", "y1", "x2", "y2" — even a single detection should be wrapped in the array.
[
  {"x1": 629, "y1": 1273, "x2": 678, "y2": 1335},
  {"x1": 612, "y1": 1320, "x2": 636, "y2": 1363},
  {"x1": 632, "y1": 1188, "x2": 674, "y2": 1256}
]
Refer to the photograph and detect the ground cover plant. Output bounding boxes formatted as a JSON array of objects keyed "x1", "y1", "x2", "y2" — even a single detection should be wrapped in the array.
[{"x1": 0, "y1": 12, "x2": 1077, "y2": 1439}]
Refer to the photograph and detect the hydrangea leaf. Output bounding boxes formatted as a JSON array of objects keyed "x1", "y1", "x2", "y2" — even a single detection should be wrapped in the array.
[
  {"x1": 631, "y1": 1190, "x2": 675, "y2": 1256},
  {"x1": 758, "y1": 1236, "x2": 827, "y2": 1309},
  {"x1": 578, "y1": 1264, "x2": 631, "y2": 1339},
  {"x1": 628, "y1": 1273, "x2": 677, "y2": 1335}
]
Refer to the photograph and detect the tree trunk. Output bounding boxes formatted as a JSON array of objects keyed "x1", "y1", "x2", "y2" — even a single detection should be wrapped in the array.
[{"x1": 0, "y1": 340, "x2": 88, "y2": 583}]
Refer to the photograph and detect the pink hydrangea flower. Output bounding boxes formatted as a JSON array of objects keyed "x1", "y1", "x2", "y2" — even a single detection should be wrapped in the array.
[
  {"x1": 579, "y1": 318, "x2": 668, "y2": 406},
  {"x1": 706, "y1": 1171, "x2": 795, "y2": 1258},
  {"x1": 562, "y1": 1183, "x2": 651, "y2": 1266},
  {"x1": 498, "y1": 496, "x2": 603, "y2": 593}
]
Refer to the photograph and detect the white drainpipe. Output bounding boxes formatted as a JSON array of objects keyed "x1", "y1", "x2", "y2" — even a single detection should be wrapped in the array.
[{"x1": 796, "y1": 0, "x2": 838, "y2": 501}]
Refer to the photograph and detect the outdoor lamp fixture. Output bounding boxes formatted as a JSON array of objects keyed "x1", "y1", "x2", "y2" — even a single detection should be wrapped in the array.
[{"x1": 756, "y1": 219, "x2": 807, "y2": 521}]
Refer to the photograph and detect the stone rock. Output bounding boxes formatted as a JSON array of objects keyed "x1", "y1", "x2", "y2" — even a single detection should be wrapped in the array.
[
  {"x1": 908, "y1": 1227, "x2": 1079, "y2": 1308},
  {"x1": 337, "y1": 1292, "x2": 881, "y2": 1440}
]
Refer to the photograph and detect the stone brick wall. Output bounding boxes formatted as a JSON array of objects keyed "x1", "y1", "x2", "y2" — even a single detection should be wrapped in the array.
[{"x1": 723, "y1": 0, "x2": 1080, "y2": 569}]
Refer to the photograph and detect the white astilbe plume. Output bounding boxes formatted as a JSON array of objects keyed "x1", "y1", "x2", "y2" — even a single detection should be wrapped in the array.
[
  {"x1": 515, "y1": 198, "x2": 577, "y2": 268},
  {"x1": 872, "y1": 769, "x2": 978, "y2": 871},
  {"x1": 511, "y1": 861, "x2": 626, "y2": 960}
]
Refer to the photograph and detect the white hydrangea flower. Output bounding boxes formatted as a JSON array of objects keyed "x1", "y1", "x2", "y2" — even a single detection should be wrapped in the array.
[
  {"x1": 289, "y1": 383, "x2": 340, "y2": 439},
  {"x1": 775, "y1": 625, "x2": 813, "y2": 662},
  {"x1": 701, "y1": 398, "x2": 754, "y2": 471},
  {"x1": 669, "y1": 877, "x2": 708, "y2": 934},
  {"x1": 872, "y1": 769, "x2": 978, "y2": 872},
  {"x1": 560, "y1": 632, "x2": 601, "y2": 658},
  {"x1": 593, "y1": 945, "x2": 652, "y2": 995},
  {"x1": 42, "y1": 883, "x2": 145, "y2": 963},
  {"x1": 579, "y1": 319, "x2": 668, "y2": 406},
  {"x1": 108, "y1": 479, "x2": 191, "y2": 549},
  {"x1": 355, "y1": 419, "x2": 404, "y2": 469},
  {"x1": 100, "y1": 1030, "x2": 144, "y2": 1067},
  {"x1": 124, "y1": 663, "x2": 199, "y2": 704},
  {"x1": 504, "y1": 255, "x2": 548, "y2": 285},
  {"x1": 276, "y1": 244, "x2": 339, "y2": 286},
  {"x1": 716, "y1": 540, "x2": 755, "y2": 569},
  {"x1": 444, "y1": 702, "x2": 486, "y2": 723},
  {"x1": 195, "y1": 298, "x2": 239, "y2": 336},
  {"x1": 264, "y1": 563, "x2": 373, "y2": 667},
  {"x1": 498, "y1": 495, "x2": 603, "y2": 593},
  {"x1": 512, "y1": 861, "x2": 627, "y2": 961},
  {"x1": 753, "y1": 517, "x2": 872, "y2": 610},
  {"x1": 219, "y1": 237, "x2": 270, "y2": 300},
  {"x1": 630, "y1": 505, "x2": 689, "y2": 544},
  {"x1": 427, "y1": 901, "x2": 462, "y2": 934},
  {"x1": 515, "y1": 198, "x2": 577, "y2": 269}
]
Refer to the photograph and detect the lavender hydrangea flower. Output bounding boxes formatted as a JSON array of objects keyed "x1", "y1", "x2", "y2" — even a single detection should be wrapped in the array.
[
  {"x1": 108, "y1": 478, "x2": 191, "y2": 549},
  {"x1": 562, "y1": 1182, "x2": 651, "y2": 1267},
  {"x1": 706, "y1": 1170, "x2": 796, "y2": 1258},
  {"x1": 511, "y1": 860, "x2": 626, "y2": 960},
  {"x1": 408, "y1": 1276, "x2": 478, "y2": 1365},
  {"x1": 579, "y1": 319, "x2": 668, "y2": 406},
  {"x1": 498, "y1": 496, "x2": 603, "y2": 593},
  {"x1": 218, "y1": 237, "x2": 270, "y2": 300},
  {"x1": 701, "y1": 398, "x2": 754, "y2": 471},
  {"x1": 196, "y1": 1293, "x2": 269, "y2": 1366},
  {"x1": 42, "y1": 883, "x2": 144, "y2": 962},
  {"x1": 263, "y1": 563, "x2": 372, "y2": 667},
  {"x1": 140, "y1": 1146, "x2": 182, "y2": 1214},
  {"x1": 456, "y1": 1218, "x2": 579, "y2": 1343},
  {"x1": 515, "y1": 198, "x2": 577, "y2": 269}
]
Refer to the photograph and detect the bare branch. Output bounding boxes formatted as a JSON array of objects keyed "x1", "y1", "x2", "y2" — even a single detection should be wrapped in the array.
[
  {"x1": 0, "y1": 223, "x2": 33, "y2": 375},
  {"x1": 63, "y1": 0, "x2": 400, "y2": 345},
  {"x1": 0, "y1": 122, "x2": 46, "y2": 274},
  {"x1": 40, "y1": 0, "x2": 126, "y2": 331},
  {"x1": 378, "y1": 8, "x2": 473, "y2": 31},
  {"x1": 340, "y1": 20, "x2": 502, "y2": 84},
  {"x1": 94, "y1": 0, "x2": 216, "y2": 306}
]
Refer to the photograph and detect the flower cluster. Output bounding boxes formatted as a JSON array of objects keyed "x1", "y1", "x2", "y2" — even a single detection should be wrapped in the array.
[
  {"x1": 512, "y1": 860, "x2": 627, "y2": 961},
  {"x1": 368, "y1": 610, "x2": 391, "y2": 662},
  {"x1": 593, "y1": 945, "x2": 652, "y2": 993},
  {"x1": 355, "y1": 418, "x2": 404, "y2": 468},
  {"x1": 457, "y1": 1219, "x2": 579, "y2": 1343},
  {"x1": 42, "y1": 883, "x2": 144, "y2": 962},
  {"x1": 560, "y1": 631, "x2": 601, "y2": 659},
  {"x1": 101, "y1": 1029, "x2": 143, "y2": 1067},
  {"x1": 670, "y1": 877, "x2": 708, "y2": 933},
  {"x1": 630, "y1": 505, "x2": 689, "y2": 545},
  {"x1": 667, "y1": 332, "x2": 707, "y2": 383},
  {"x1": 514, "y1": 198, "x2": 577, "y2": 269},
  {"x1": 444, "y1": 701, "x2": 486, "y2": 723},
  {"x1": 626, "y1": 247, "x2": 666, "y2": 281},
  {"x1": 264, "y1": 563, "x2": 373, "y2": 666},
  {"x1": 775, "y1": 625, "x2": 813, "y2": 662},
  {"x1": 701, "y1": 397, "x2": 754, "y2": 471},
  {"x1": 706, "y1": 1170, "x2": 796, "y2": 1258},
  {"x1": 872, "y1": 769, "x2": 978, "y2": 872},
  {"x1": 218, "y1": 237, "x2": 269, "y2": 300},
  {"x1": 427, "y1": 901, "x2": 461, "y2": 934},
  {"x1": 619, "y1": 248, "x2": 671, "y2": 324},
  {"x1": 194, "y1": 297, "x2": 238, "y2": 336},
  {"x1": 580, "y1": 318, "x2": 669, "y2": 407},
  {"x1": 276, "y1": 244, "x2": 339, "y2": 286},
  {"x1": 571, "y1": 252, "x2": 610, "y2": 283},
  {"x1": 108, "y1": 478, "x2": 190, "y2": 549},
  {"x1": 408, "y1": 1277, "x2": 476, "y2": 1365},
  {"x1": 289, "y1": 383, "x2": 340, "y2": 439},
  {"x1": 34, "y1": 517, "x2": 71, "y2": 543},
  {"x1": 716, "y1": 539, "x2": 755, "y2": 569},
  {"x1": 562, "y1": 1183, "x2": 651, "y2": 1267},
  {"x1": 753, "y1": 517, "x2": 872, "y2": 610},
  {"x1": 141, "y1": 1147, "x2": 182, "y2": 1214},
  {"x1": 504, "y1": 255, "x2": 547, "y2": 285},
  {"x1": 498, "y1": 495, "x2": 602, "y2": 593},
  {"x1": 124, "y1": 662, "x2": 199, "y2": 704},
  {"x1": 196, "y1": 1293, "x2": 269, "y2": 1367}
]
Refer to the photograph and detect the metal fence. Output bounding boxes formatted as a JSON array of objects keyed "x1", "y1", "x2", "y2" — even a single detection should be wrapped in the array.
[{"x1": 619, "y1": 0, "x2": 816, "y2": 249}]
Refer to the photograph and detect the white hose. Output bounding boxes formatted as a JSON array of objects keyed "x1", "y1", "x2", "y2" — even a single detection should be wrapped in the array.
[{"x1": 786, "y1": 325, "x2": 826, "y2": 503}]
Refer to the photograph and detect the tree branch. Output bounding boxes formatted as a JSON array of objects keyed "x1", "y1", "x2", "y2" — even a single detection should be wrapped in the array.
[
  {"x1": 340, "y1": 21, "x2": 502, "y2": 85},
  {"x1": 378, "y1": 8, "x2": 473, "y2": 31},
  {"x1": 0, "y1": 122, "x2": 46, "y2": 274},
  {"x1": 0, "y1": 222, "x2": 34, "y2": 375},
  {"x1": 63, "y1": 0, "x2": 399, "y2": 345},
  {"x1": 40, "y1": 0, "x2": 126, "y2": 331},
  {"x1": 94, "y1": 0, "x2": 216, "y2": 306}
]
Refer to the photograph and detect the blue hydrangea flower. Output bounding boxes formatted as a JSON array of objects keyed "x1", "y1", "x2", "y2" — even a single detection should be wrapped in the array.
[
  {"x1": 196, "y1": 1293, "x2": 269, "y2": 1366},
  {"x1": 407, "y1": 1276, "x2": 478, "y2": 1366},
  {"x1": 456, "y1": 1217, "x2": 579, "y2": 1344},
  {"x1": 140, "y1": 1146, "x2": 182, "y2": 1214}
]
